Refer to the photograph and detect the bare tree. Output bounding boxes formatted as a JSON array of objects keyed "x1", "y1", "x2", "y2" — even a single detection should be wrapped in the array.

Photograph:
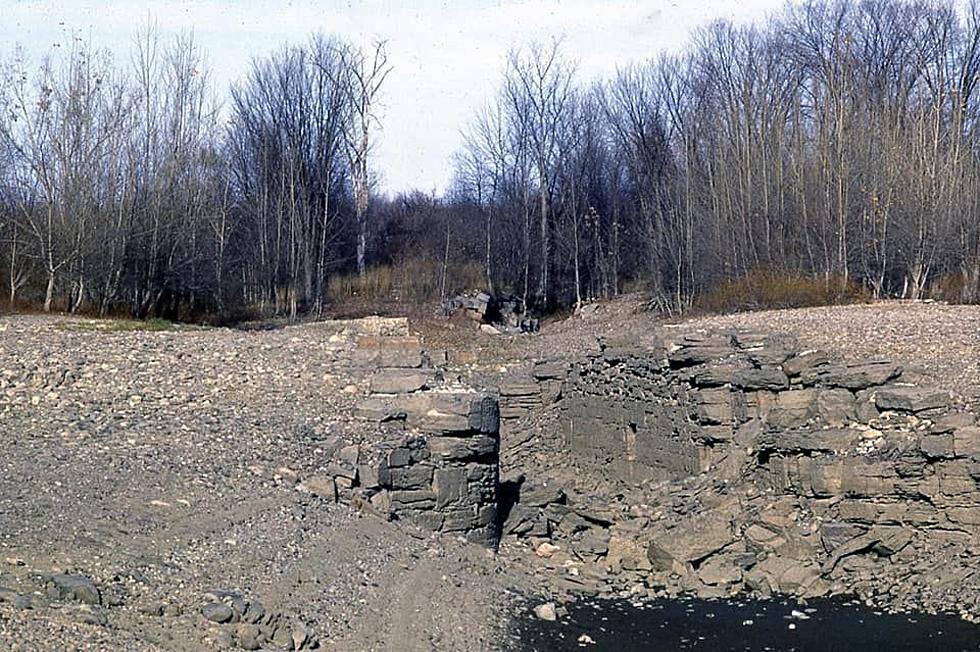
[{"x1": 335, "y1": 40, "x2": 391, "y2": 278}]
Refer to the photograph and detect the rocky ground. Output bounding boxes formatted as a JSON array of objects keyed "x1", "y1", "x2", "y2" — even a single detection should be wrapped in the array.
[
  {"x1": 2, "y1": 298, "x2": 979, "y2": 650},
  {"x1": 0, "y1": 316, "x2": 523, "y2": 651}
]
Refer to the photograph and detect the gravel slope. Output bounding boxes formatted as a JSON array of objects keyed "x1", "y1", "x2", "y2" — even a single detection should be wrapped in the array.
[{"x1": 0, "y1": 316, "x2": 520, "y2": 651}]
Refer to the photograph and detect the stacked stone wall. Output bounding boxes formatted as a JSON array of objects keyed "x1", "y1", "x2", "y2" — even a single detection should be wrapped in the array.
[
  {"x1": 497, "y1": 327, "x2": 980, "y2": 604},
  {"x1": 351, "y1": 328, "x2": 501, "y2": 547}
]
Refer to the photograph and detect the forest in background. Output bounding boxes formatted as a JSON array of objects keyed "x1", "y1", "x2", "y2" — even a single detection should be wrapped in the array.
[{"x1": 2, "y1": 0, "x2": 980, "y2": 322}]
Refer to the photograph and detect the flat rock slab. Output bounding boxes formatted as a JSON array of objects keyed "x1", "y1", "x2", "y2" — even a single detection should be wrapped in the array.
[
  {"x1": 874, "y1": 386, "x2": 949, "y2": 413},
  {"x1": 806, "y1": 361, "x2": 902, "y2": 389},
  {"x1": 356, "y1": 392, "x2": 499, "y2": 434},
  {"x1": 370, "y1": 369, "x2": 435, "y2": 395}
]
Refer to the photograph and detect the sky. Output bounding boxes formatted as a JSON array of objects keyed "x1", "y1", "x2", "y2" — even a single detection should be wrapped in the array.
[{"x1": 1, "y1": 0, "x2": 782, "y2": 195}]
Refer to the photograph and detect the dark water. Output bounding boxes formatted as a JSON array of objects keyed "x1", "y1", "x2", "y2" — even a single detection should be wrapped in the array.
[{"x1": 517, "y1": 596, "x2": 980, "y2": 651}]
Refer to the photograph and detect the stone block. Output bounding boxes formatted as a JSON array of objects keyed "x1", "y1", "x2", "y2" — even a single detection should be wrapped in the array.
[
  {"x1": 691, "y1": 363, "x2": 747, "y2": 387},
  {"x1": 767, "y1": 389, "x2": 817, "y2": 429},
  {"x1": 327, "y1": 445, "x2": 360, "y2": 480},
  {"x1": 606, "y1": 535, "x2": 653, "y2": 571},
  {"x1": 744, "y1": 524, "x2": 786, "y2": 551},
  {"x1": 816, "y1": 388, "x2": 857, "y2": 426},
  {"x1": 932, "y1": 412, "x2": 976, "y2": 434},
  {"x1": 812, "y1": 361, "x2": 902, "y2": 390},
  {"x1": 953, "y1": 427, "x2": 980, "y2": 458},
  {"x1": 477, "y1": 504, "x2": 497, "y2": 527},
  {"x1": 498, "y1": 381, "x2": 541, "y2": 397},
  {"x1": 760, "y1": 428, "x2": 859, "y2": 454},
  {"x1": 299, "y1": 475, "x2": 337, "y2": 502},
  {"x1": 387, "y1": 447, "x2": 411, "y2": 468},
  {"x1": 668, "y1": 344, "x2": 733, "y2": 367},
  {"x1": 840, "y1": 462, "x2": 897, "y2": 497},
  {"x1": 533, "y1": 361, "x2": 568, "y2": 380},
  {"x1": 803, "y1": 458, "x2": 844, "y2": 496},
  {"x1": 837, "y1": 499, "x2": 879, "y2": 523},
  {"x1": 358, "y1": 464, "x2": 380, "y2": 489},
  {"x1": 920, "y1": 433, "x2": 955, "y2": 459},
  {"x1": 747, "y1": 342, "x2": 795, "y2": 367},
  {"x1": 520, "y1": 483, "x2": 565, "y2": 507},
  {"x1": 697, "y1": 555, "x2": 744, "y2": 586},
  {"x1": 573, "y1": 530, "x2": 611, "y2": 559},
  {"x1": 938, "y1": 461, "x2": 977, "y2": 495},
  {"x1": 403, "y1": 510, "x2": 444, "y2": 531},
  {"x1": 821, "y1": 522, "x2": 866, "y2": 552},
  {"x1": 875, "y1": 386, "x2": 950, "y2": 413},
  {"x1": 353, "y1": 335, "x2": 423, "y2": 368},
  {"x1": 502, "y1": 505, "x2": 536, "y2": 536},
  {"x1": 389, "y1": 464, "x2": 434, "y2": 490},
  {"x1": 353, "y1": 397, "x2": 408, "y2": 423},
  {"x1": 420, "y1": 393, "x2": 500, "y2": 435},
  {"x1": 390, "y1": 490, "x2": 437, "y2": 509},
  {"x1": 694, "y1": 389, "x2": 733, "y2": 425},
  {"x1": 442, "y1": 507, "x2": 478, "y2": 532},
  {"x1": 432, "y1": 467, "x2": 468, "y2": 508},
  {"x1": 947, "y1": 506, "x2": 980, "y2": 526},
  {"x1": 699, "y1": 425, "x2": 735, "y2": 442}
]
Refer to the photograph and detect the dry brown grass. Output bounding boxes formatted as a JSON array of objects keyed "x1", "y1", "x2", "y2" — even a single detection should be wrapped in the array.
[
  {"x1": 328, "y1": 259, "x2": 485, "y2": 303},
  {"x1": 694, "y1": 268, "x2": 870, "y2": 315}
]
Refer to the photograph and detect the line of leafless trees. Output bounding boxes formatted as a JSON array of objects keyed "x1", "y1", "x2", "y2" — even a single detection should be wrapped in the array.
[
  {"x1": 0, "y1": 25, "x2": 389, "y2": 319},
  {"x1": 452, "y1": 0, "x2": 980, "y2": 311},
  {"x1": 3, "y1": 0, "x2": 980, "y2": 321}
]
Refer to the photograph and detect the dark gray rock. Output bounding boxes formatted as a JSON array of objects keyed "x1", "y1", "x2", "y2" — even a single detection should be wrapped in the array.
[
  {"x1": 388, "y1": 464, "x2": 434, "y2": 490},
  {"x1": 813, "y1": 361, "x2": 902, "y2": 390},
  {"x1": 875, "y1": 387, "x2": 950, "y2": 413},
  {"x1": 427, "y1": 435, "x2": 497, "y2": 462},
  {"x1": 202, "y1": 602, "x2": 235, "y2": 623},
  {"x1": 668, "y1": 345, "x2": 734, "y2": 368},
  {"x1": 520, "y1": 483, "x2": 565, "y2": 508},
  {"x1": 51, "y1": 574, "x2": 100, "y2": 605},
  {"x1": 782, "y1": 350, "x2": 831, "y2": 377}
]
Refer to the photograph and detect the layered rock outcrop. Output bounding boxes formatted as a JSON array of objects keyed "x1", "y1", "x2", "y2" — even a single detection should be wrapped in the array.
[{"x1": 498, "y1": 328, "x2": 980, "y2": 612}]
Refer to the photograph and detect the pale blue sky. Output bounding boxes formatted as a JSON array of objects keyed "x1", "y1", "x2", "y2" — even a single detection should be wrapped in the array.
[{"x1": 1, "y1": 0, "x2": 782, "y2": 194}]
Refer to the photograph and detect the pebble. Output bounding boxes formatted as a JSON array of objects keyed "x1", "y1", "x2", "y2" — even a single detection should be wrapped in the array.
[{"x1": 534, "y1": 602, "x2": 558, "y2": 621}]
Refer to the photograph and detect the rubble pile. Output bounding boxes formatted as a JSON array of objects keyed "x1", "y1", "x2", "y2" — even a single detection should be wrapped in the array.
[{"x1": 442, "y1": 291, "x2": 539, "y2": 334}]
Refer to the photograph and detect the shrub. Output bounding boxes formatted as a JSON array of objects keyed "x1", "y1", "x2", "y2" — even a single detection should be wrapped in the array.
[
  {"x1": 929, "y1": 269, "x2": 980, "y2": 304},
  {"x1": 694, "y1": 268, "x2": 870, "y2": 314}
]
